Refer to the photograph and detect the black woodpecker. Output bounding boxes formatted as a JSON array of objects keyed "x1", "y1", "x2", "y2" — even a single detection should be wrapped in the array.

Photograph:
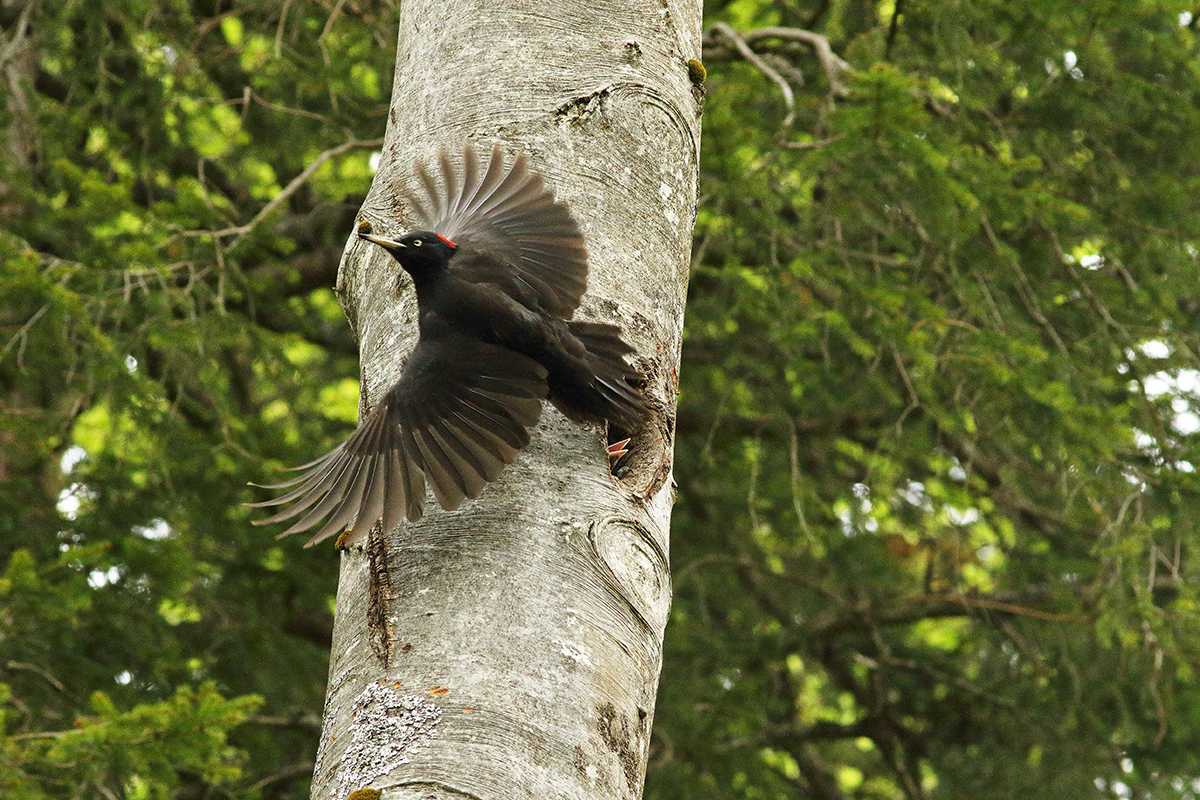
[{"x1": 250, "y1": 143, "x2": 648, "y2": 547}]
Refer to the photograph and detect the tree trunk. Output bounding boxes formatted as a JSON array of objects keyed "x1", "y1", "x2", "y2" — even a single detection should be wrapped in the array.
[{"x1": 309, "y1": 2, "x2": 701, "y2": 799}]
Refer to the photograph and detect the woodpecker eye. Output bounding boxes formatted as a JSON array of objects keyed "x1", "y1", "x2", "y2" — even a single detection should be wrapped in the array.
[{"x1": 412, "y1": 239, "x2": 423, "y2": 247}]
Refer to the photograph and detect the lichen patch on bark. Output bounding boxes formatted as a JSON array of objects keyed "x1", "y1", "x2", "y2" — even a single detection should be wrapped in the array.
[{"x1": 333, "y1": 681, "x2": 443, "y2": 799}]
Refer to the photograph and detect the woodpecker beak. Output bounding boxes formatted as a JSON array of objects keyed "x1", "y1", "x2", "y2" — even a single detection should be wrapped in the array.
[{"x1": 358, "y1": 231, "x2": 406, "y2": 250}]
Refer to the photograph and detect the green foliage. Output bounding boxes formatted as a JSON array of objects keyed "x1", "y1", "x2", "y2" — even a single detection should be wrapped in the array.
[
  {"x1": 652, "y1": 0, "x2": 1200, "y2": 798},
  {"x1": 4, "y1": 1, "x2": 1200, "y2": 799},
  {"x1": 0, "y1": 1, "x2": 398, "y2": 796},
  {"x1": 37, "y1": 684, "x2": 258, "y2": 798}
]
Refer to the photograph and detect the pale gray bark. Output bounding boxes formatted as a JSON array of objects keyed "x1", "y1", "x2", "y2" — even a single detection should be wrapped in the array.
[{"x1": 311, "y1": 2, "x2": 701, "y2": 798}]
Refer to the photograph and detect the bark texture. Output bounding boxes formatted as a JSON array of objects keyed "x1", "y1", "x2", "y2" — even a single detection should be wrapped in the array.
[{"x1": 311, "y1": 1, "x2": 701, "y2": 798}]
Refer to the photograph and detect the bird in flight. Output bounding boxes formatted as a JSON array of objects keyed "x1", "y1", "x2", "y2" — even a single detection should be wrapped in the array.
[{"x1": 250, "y1": 143, "x2": 648, "y2": 547}]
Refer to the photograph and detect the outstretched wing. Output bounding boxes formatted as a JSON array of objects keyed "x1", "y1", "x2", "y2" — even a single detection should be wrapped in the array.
[
  {"x1": 404, "y1": 142, "x2": 589, "y2": 318},
  {"x1": 249, "y1": 325, "x2": 548, "y2": 547}
]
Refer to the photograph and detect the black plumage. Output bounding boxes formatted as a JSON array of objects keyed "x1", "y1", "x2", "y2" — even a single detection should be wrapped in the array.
[{"x1": 250, "y1": 143, "x2": 648, "y2": 547}]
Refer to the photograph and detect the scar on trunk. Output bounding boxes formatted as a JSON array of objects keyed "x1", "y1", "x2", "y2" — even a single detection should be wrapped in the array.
[{"x1": 366, "y1": 524, "x2": 394, "y2": 666}]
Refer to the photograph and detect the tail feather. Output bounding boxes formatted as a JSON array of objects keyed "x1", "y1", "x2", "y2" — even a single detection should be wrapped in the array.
[{"x1": 551, "y1": 321, "x2": 649, "y2": 431}]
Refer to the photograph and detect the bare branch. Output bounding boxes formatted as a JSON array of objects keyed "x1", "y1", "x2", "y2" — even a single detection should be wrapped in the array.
[
  {"x1": 274, "y1": 0, "x2": 294, "y2": 59},
  {"x1": 709, "y1": 22, "x2": 796, "y2": 128},
  {"x1": 179, "y1": 136, "x2": 383, "y2": 246},
  {"x1": 0, "y1": 302, "x2": 48, "y2": 366},
  {"x1": 741, "y1": 27, "x2": 852, "y2": 97},
  {"x1": 706, "y1": 25, "x2": 851, "y2": 99},
  {"x1": 803, "y1": 587, "x2": 1093, "y2": 640},
  {"x1": 318, "y1": 0, "x2": 349, "y2": 52},
  {"x1": 979, "y1": 212, "x2": 1069, "y2": 356},
  {"x1": 247, "y1": 763, "x2": 316, "y2": 794},
  {"x1": 4, "y1": 660, "x2": 68, "y2": 693},
  {"x1": 0, "y1": 1, "x2": 34, "y2": 68},
  {"x1": 250, "y1": 89, "x2": 330, "y2": 121}
]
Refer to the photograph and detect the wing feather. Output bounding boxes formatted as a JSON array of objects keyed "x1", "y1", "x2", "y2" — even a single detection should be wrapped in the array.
[
  {"x1": 275, "y1": 402, "x2": 389, "y2": 538},
  {"x1": 249, "y1": 325, "x2": 548, "y2": 544},
  {"x1": 404, "y1": 142, "x2": 589, "y2": 318},
  {"x1": 410, "y1": 423, "x2": 468, "y2": 510}
]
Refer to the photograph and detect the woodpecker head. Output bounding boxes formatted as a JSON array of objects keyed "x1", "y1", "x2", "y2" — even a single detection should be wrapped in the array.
[{"x1": 358, "y1": 224, "x2": 457, "y2": 279}]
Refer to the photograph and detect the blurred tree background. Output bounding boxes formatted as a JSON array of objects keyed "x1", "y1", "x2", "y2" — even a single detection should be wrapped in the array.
[{"x1": 3, "y1": 0, "x2": 1200, "y2": 798}]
